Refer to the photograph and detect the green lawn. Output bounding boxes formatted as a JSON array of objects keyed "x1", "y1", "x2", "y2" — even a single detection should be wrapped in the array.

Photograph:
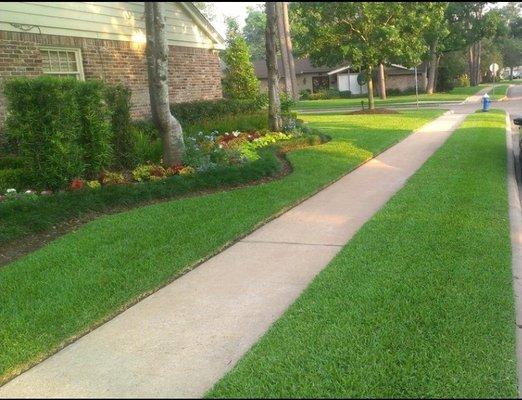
[
  {"x1": 488, "y1": 84, "x2": 510, "y2": 100},
  {"x1": 0, "y1": 110, "x2": 441, "y2": 385},
  {"x1": 207, "y1": 110, "x2": 516, "y2": 398},
  {"x1": 294, "y1": 86, "x2": 485, "y2": 110}
]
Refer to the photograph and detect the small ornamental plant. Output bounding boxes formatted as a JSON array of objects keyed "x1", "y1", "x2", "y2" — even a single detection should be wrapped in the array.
[
  {"x1": 86, "y1": 180, "x2": 101, "y2": 189},
  {"x1": 69, "y1": 178, "x2": 85, "y2": 191},
  {"x1": 179, "y1": 166, "x2": 196, "y2": 176},
  {"x1": 99, "y1": 171, "x2": 126, "y2": 185}
]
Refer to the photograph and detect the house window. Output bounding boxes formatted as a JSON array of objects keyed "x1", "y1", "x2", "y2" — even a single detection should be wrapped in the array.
[{"x1": 40, "y1": 47, "x2": 84, "y2": 80}]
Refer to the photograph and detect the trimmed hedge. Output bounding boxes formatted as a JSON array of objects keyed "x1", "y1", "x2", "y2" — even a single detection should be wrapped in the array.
[
  {"x1": 170, "y1": 95, "x2": 267, "y2": 126},
  {"x1": 4, "y1": 77, "x2": 126, "y2": 188},
  {"x1": 106, "y1": 84, "x2": 134, "y2": 169},
  {"x1": 4, "y1": 77, "x2": 84, "y2": 190}
]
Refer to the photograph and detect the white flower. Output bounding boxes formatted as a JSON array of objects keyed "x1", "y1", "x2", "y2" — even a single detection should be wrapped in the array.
[
  {"x1": 219, "y1": 144, "x2": 223, "y2": 149},
  {"x1": 6, "y1": 188, "x2": 16, "y2": 194},
  {"x1": 232, "y1": 130, "x2": 240, "y2": 137},
  {"x1": 25, "y1": 190, "x2": 34, "y2": 195}
]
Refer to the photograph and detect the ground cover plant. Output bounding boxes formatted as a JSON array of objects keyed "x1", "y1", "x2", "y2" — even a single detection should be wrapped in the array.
[
  {"x1": 207, "y1": 110, "x2": 516, "y2": 398},
  {"x1": 0, "y1": 110, "x2": 441, "y2": 385}
]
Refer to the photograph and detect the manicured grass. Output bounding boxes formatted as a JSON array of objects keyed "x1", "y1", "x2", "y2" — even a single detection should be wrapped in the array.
[
  {"x1": 0, "y1": 110, "x2": 442, "y2": 384},
  {"x1": 488, "y1": 84, "x2": 510, "y2": 100},
  {"x1": 294, "y1": 86, "x2": 484, "y2": 110},
  {"x1": 207, "y1": 110, "x2": 516, "y2": 398}
]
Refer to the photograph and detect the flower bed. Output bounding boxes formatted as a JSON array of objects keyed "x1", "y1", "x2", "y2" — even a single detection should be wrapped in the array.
[{"x1": 0, "y1": 129, "x2": 303, "y2": 202}]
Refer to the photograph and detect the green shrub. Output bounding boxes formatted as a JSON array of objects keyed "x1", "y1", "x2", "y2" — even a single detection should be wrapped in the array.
[
  {"x1": 456, "y1": 74, "x2": 471, "y2": 87},
  {"x1": 183, "y1": 112, "x2": 268, "y2": 136},
  {"x1": 106, "y1": 84, "x2": 134, "y2": 169},
  {"x1": 76, "y1": 81, "x2": 112, "y2": 178},
  {"x1": 307, "y1": 89, "x2": 340, "y2": 100},
  {"x1": 0, "y1": 156, "x2": 28, "y2": 169},
  {"x1": 129, "y1": 120, "x2": 162, "y2": 165},
  {"x1": 4, "y1": 76, "x2": 84, "y2": 190},
  {"x1": 299, "y1": 89, "x2": 311, "y2": 100},
  {"x1": 0, "y1": 168, "x2": 29, "y2": 192},
  {"x1": 170, "y1": 95, "x2": 267, "y2": 126},
  {"x1": 339, "y1": 90, "x2": 352, "y2": 98},
  {"x1": 222, "y1": 33, "x2": 260, "y2": 99}
]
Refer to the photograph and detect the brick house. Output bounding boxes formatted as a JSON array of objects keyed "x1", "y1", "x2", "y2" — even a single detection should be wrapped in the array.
[
  {"x1": 252, "y1": 57, "x2": 428, "y2": 95},
  {"x1": 0, "y1": 2, "x2": 225, "y2": 123}
]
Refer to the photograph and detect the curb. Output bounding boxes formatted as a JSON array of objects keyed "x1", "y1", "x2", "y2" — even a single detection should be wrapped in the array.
[{"x1": 505, "y1": 111, "x2": 522, "y2": 397}]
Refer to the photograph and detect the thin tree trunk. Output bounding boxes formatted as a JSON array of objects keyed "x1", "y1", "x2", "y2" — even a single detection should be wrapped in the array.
[
  {"x1": 377, "y1": 63, "x2": 386, "y2": 100},
  {"x1": 265, "y1": 2, "x2": 282, "y2": 131},
  {"x1": 144, "y1": 3, "x2": 160, "y2": 127},
  {"x1": 146, "y1": 2, "x2": 185, "y2": 166},
  {"x1": 367, "y1": 66, "x2": 375, "y2": 110},
  {"x1": 282, "y1": 2, "x2": 298, "y2": 100},
  {"x1": 275, "y1": 2, "x2": 292, "y2": 97},
  {"x1": 476, "y1": 40, "x2": 482, "y2": 84},
  {"x1": 511, "y1": 66, "x2": 514, "y2": 81},
  {"x1": 433, "y1": 55, "x2": 440, "y2": 91},
  {"x1": 423, "y1": 62, "x2": 428, "y2": 92},
  {"x1": 427, "y1": 39, "x2": 438, "y2": 94},
  {"x1": 468, "y1": 45, "x2": 476, "y2": 86}
]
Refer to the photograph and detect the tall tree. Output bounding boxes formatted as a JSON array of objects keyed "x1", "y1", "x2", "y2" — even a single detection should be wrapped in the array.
[
  {"x1": 222, "y1": 17, "x2": 260, "y2": 99},
  {"x1": 145, "y1": 2, "x2": 185, "y2": 166},
  {"x1": 282, "y1": 2, "x2": 298, "y2": 100},
  {"x1": 243, "y1": 5, "x2": 267, "y2": 60},
  {"x1": 294, "y1": 2, "x2": 426, "y2": 109},
  {"x1": 276, "y1": 2, "x2": 293, "y2": 97},
  {"x1": 419, "y1": 2, "x2": 449, "y2": 94},
  {"x1": 265, "y1": 2, "x2": 282, "y2": 131},
  {"x1": 446, "y1": 2, "x2": 501, "y2": 86}
]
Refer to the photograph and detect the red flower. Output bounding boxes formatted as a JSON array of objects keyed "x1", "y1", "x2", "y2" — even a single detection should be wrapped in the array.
[{"x1": 70, "y1": 178, "x2": 85, "y2": 190}]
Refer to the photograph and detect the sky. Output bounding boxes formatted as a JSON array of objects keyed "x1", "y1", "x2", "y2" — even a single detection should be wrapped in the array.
[{"x1": 211, "y1": 2, "x2": 264, "y2": 37}]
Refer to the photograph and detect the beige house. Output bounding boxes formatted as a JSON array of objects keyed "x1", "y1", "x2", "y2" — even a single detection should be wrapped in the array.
[
  {"x1": 252, "y1": 57, "x2": 427, "y2": 96},
  {"x1": 0, "y1": 2, "x2": 225, "y2": 121}
]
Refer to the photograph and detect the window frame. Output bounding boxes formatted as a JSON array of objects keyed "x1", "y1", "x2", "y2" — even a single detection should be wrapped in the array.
[{"x1": 40, "y1": 46, "x2": 85, "y2": 81}]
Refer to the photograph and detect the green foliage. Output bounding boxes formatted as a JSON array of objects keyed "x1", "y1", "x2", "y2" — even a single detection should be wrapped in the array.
[
  {"x1": 243, "y1": 5, "x2": 266, "y2": 60},
  {"x1": 0, "y1": 156, "x2": 28, "y2": 169},
  {"x1": 130, "y1": 121, "x2": 162, "y2": 165},
  {"x1": 456, "y1": 74, "x2": 471, "y2": 87},
  {"x1": 170, "y1": 97, "x2": 266, "y2": 126},
  {"x1": 106, "y1": 84, "x2": 134, "y2": 169},
  {"x1": 76, "y1": 81, "x2": 112, "y2": 179},
  {"x1": 307, "y1": 89, "x2": 341, "y2": 100},
  {"x1": 4, "y1": 76, "x2": 84, "y2": 190},
  {"x1": 222, "y1": 28, "x2": 260, "y2": 100},
  {"x1": 294, "y1": 2, "x2": 427, "y2": 69},
  {"x1": 0, "y1": 168, "x2": 28, "y2": 192}
]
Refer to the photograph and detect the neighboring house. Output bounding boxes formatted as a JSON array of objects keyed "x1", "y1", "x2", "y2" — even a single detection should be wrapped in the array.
[
  {"x1": 252, "y1": 57, "x2": 427, "y2": 96},
  {"x1": 0, "y1": 2, "x2": 225, "y2": 121}
]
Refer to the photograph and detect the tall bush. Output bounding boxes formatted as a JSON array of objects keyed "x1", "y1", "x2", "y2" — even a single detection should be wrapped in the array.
[
  {"x1": 222, "y1": 19, "x2": 260, "y2": 99},
  {"x1": 4, "y1": 76, "x2": 84, "y2": 189},
  {"x1": 76, "y1": 81, "x2": 112, "y2": 178},
  {"x1": 106, "y1": 84, "x2": 134, "y2": 169}
]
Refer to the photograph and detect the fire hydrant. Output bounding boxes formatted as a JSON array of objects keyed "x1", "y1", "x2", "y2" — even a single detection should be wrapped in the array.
[{"x1": 482, "y1": 93, "x2": 491, "y2": 112}]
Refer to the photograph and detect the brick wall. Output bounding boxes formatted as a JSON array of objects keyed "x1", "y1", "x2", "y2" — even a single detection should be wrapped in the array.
[{"x1": 0, "y1": 30, "x2": 222, "y2": 123}]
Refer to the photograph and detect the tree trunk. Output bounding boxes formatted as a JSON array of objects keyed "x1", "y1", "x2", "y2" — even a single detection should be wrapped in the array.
[
  {"x1": 144, "y1": 3, "x2": 160, "y2": 127},
  {"x1": 275, "y1": 2, "x2": 292, "y2": 97},
  {"x1": 423, "y1": 63, "x2": 428, "y2": 92},
  {"x1": 427, "y1": 39, "x2": 438, "y2": 94},
  {"x1": 282, "y1": 2, "x2": 298, "y2": 100},
  {"x1": 367, "y1": 66, "x2": 375, "y2": 110},
  {"x1": 468, "y1": 45, "x2": 476, "y2": 86},
  {"x1": 433, "y1": 55, "x2": 440, "y2": 91},
  {"x1": 265, "y1": 2, "x2": 282, "y2": 131},
  {"x1": 377, "y1": 63, "x2": 386, "y2": 100},
  {"x1": 476, "y1": 40, "x2": 482, "y2": 85},
  {"x1": 511, "y1": 66, "x2": 514, "y2": 81},
  {"x1": 145, "y1": 2, "x2": 185, "y2": 166}
]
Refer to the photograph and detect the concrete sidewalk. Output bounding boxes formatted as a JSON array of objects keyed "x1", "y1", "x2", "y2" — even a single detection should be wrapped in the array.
[{"x1": 0, "y1": 112, "x2": 470, "y2": 399}]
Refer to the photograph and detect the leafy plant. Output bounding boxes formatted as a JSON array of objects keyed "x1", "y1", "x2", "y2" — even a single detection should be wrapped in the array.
[{"x1": 106, "y1": 84, "x2": 134, "y2": 169}]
